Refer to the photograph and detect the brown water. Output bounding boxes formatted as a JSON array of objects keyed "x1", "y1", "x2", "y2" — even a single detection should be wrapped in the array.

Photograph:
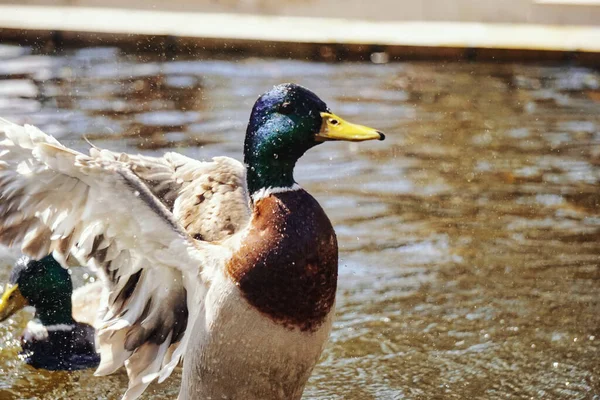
[{"x1": 0, "y1": 44, "x2": 598, "y2": 400}]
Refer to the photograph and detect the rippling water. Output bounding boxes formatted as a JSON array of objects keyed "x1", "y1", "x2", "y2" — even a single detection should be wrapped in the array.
[{"x1": 0, "y1": 44, "x2": 599, "y2": 399}]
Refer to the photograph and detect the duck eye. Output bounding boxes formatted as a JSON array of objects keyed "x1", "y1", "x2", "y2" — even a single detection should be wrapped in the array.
[{"x1": 278, "y1": 102, "x2": 294, "y2": 115}]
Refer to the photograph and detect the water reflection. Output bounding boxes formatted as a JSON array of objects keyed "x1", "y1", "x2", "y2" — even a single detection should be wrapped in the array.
[{"x1": 0, "y1": 44, "x2": 598, "y2": 399}]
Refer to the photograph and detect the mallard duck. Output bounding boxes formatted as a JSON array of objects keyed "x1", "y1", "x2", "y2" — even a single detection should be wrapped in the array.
[
  {"x1": 0, "y1": 83, "x2": 384, "y2": 399},
  {"x1": 0, "y1": 254, "x2": 101, "y2": 370}
]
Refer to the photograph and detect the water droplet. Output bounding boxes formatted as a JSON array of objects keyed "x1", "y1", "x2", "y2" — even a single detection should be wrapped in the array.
[{"x1": 370, "y1": 52, "x2": 389, "y2": 64}]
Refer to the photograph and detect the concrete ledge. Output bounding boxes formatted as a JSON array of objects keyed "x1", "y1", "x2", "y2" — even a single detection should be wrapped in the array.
[
  {"x1": 536, "y1": 0, "x2": 600, "y2": 5},
  {"x1": 0, "y1": 5, "x2": 599, "y2": 63}
]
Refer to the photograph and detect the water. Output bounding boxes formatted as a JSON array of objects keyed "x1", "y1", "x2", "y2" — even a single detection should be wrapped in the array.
[{"x1": 0, "y1": 44, "x2": 598, "y2": 399}]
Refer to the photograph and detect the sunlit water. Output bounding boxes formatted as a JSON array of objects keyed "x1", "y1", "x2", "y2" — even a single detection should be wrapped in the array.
[{"x1": 0, "y1": 44, "x2": 598, "y2": 399}]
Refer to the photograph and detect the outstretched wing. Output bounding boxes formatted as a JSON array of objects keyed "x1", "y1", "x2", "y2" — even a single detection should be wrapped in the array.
[
  {"x1": 95, "y1": 149, "x2": 251, "y2": 243},
  {"x1": 0, "y1": 118, "x2": 249, "y2": 399}
]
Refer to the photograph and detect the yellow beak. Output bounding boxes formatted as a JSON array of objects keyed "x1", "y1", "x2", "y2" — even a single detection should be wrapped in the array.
[
  {"x1": 0, "y1": 284, "x2": 28, "y2": 322},
  {"x1": 316, "y1": 112, "x2": 385, "y2": 142}
]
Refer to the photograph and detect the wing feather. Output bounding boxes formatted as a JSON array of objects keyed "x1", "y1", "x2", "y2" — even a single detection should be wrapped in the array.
[{"x1": 0, "y1": 118, "x2": 250, "y2": 399}]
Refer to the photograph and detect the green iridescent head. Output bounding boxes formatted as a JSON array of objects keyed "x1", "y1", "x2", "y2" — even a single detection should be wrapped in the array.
[
  {"x1": 244, "y1": 83, "x2": 385, "y2": 194},
  {"x1": 0, "y1": 255, "x2": 74, "y2": 325}
]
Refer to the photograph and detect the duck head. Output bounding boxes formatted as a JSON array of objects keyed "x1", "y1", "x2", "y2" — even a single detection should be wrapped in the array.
[
  {"x1": 0, "y1": 255, "x2": 74, "y2": 325},
  {"x1": 244, "y1": 83, "x2": 384, "y2": 194}
]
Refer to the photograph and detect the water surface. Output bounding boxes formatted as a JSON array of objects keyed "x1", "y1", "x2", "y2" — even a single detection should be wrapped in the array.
[{"x1": 0, "y1": 44, "x2": 598, "y2": 399}]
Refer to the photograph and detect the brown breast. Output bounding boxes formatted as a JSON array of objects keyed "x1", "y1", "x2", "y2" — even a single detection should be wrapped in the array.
[{"x1": 226, "y1": 189, "x2": 338, "y2": 332}]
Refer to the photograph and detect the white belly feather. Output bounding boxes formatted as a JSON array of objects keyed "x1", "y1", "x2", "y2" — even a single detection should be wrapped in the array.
[{"x1": 179, "y1": 270, "x2": 334, "y2": 400}]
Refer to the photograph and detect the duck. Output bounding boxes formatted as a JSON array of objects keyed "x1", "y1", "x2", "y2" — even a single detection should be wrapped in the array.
[
  {"x1": 0, "y1": 254, "x2": 102, "y2": 371},
  {"x1": 0, "y1": 83, "x2": 384, "y2": 399}
]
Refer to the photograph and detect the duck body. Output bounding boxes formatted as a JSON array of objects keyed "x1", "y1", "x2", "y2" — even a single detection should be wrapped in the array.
[
  {"x1": 182, "y1": 188, "x2": 337, "y2": 399},
  {"x1": 21, "y1": 319, "x2": 99, "y2": 371},
  {"x1": 184, "y1": 273, "x2": 333, "y2": 400},
  {"x1": 0, "y1": 83, "x2": 384, "y2": 399}
]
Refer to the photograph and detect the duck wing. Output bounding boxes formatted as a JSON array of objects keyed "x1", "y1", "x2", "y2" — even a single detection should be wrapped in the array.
[
  {"x1": 99, "y1": 150, "x2": 250, "y2": 242},
  {"x1": 0, "y1": 118, "x2": 250, "y2": 399},
  {"x1": 72, "y1": 280, "x2": 104, "y2": 327}
]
